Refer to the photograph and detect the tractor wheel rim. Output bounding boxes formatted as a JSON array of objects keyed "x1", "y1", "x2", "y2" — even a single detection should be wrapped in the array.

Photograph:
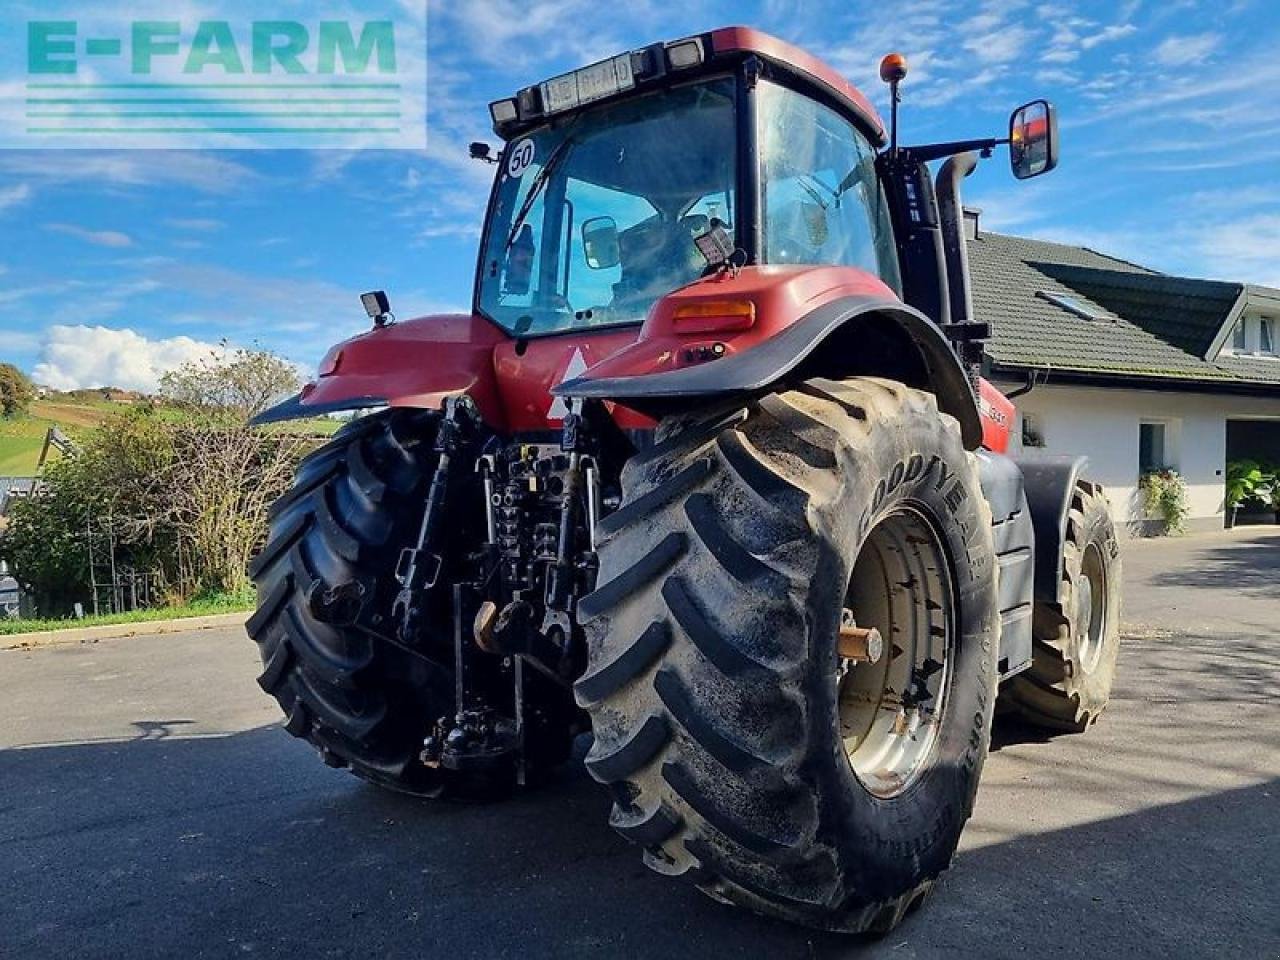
[
  {"x1": 1076, "y1": 541, "x2": 1107, "y2": 674},
  {"x1": 837, "y1": 504, "x2": 956, "y2": 800}
]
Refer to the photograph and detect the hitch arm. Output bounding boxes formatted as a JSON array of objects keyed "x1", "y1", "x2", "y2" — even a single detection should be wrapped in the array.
[{"x1": 392, "y1": 396, "x2": 471, "y2": 642}]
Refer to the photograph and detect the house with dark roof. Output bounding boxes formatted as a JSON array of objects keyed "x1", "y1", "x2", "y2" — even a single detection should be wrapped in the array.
[
  {"x1": 0, "y1": 477, "x2": 37, "y2": 517},
  {"x1": 966, "y1": 211, "x2": 1280, "y2": 533}
]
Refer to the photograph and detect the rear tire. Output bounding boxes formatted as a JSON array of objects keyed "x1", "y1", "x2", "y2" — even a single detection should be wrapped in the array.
[
  {"x1": 999, "y1": 480, "x2": 1121, "y2": 732},
  {"x1": 247, "y1": 410, "x2": 463, "y2": 797},
  {"x1": 576, "y1": 378, "x2": 999, "y2": 933}
]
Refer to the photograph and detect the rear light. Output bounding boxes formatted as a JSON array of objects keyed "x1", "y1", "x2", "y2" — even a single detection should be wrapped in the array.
[
  {"x1": 666, "y1": 38, "x2": 705, "y2": 70},
  {"x1": 672, "y1": 300, "x2": 756, "y2": 334}
]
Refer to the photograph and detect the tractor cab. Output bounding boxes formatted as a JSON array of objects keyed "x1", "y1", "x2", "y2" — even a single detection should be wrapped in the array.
[
  {"x1": 476, "y1": 27, "x2": 1056, "y2": 352},
  {"x1": 477, "y1": 29, "x2": 899, "y2": 341}
]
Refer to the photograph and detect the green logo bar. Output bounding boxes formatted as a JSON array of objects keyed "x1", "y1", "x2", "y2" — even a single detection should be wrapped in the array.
[{"x1": 6, "y1": 3, "x2": 427, "y2": 150}]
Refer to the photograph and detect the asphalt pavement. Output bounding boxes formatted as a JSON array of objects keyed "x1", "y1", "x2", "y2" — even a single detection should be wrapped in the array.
[{"x1": 2, "y1": 528, "x2": 1277, "y2": 959}]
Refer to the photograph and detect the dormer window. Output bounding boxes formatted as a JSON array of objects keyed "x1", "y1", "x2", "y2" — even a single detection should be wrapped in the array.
[{"x1": 1225, "y1": 315, "x2": 1278, "y2": 357}]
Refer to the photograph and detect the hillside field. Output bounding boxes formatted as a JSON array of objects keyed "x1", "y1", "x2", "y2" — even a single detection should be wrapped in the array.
[
  {"x1": 0, "y1": 398, "x2": 120, "y2": 476},
  {"x1": 0, "y1": 396, "x2": 339, "y2": 477}
]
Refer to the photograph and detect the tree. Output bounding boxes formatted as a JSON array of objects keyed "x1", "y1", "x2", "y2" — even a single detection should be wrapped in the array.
[
  {"x1": 158, "y1": 348, "x2": 307, "y2": 595},
  {"x1": 159, "y1": 346, "x2": 300, "y2": 418},
  {"x1": 0, "y1": 347, "x2": 311, "y2": 615},
  {"x1": 0, "y1": 410, "x2": 176, "y2": 615},
  {"x1": 0, "y1": 363, "x2": 35, "y2": 418}
]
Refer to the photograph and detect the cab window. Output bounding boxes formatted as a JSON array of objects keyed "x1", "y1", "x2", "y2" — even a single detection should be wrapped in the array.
[
  {"x1": 477, "y1": 78, "x2": 738, "y2": 336},
  {"x1": 757, "y1": 81, "x2": 900, "y2": 292}
]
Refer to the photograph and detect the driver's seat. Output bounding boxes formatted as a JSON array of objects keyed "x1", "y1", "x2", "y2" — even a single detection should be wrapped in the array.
[{"x1": 612, "y1": 218, "x2": 701, "y2": 307}]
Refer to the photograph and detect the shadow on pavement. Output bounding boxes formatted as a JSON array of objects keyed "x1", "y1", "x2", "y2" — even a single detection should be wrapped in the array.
[
  {"x1": 2, "y1": 712, "x2": 1277, "y2": 960},
  {"x1": 1144, "y1": 531, "x2": 1280, "y2": 596}
]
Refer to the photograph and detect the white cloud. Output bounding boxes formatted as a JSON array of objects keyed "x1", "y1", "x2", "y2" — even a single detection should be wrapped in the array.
[
  {"x1": 46, "y1": 224, "x2": 134, "y2": 248},
  {"x1": 1080, "y1": 24, "x2": 1138, "y2": 49},
  {"x1": 439, "y1": 0, "x2": 626, "y2": 69},
  {"x1": 1041, "y1": 47, "x2": 1080, "y2": 64},
  {"x1": 0, "y1": 152, "x2": 258, "y2": 195},
  {"x1": 31, "y1": 326, "x2": 228, "y2": 392},
  {"x1": 1153, "y1": 32, "x2": 1221, "y2": 66},
  {"x1": 964, "y1": 26, "x2": 1036, "y2": 64},
  {"x1": 966, "y1": 190, "x2": 1052, "y2": 232},
  {"x1": 1067, "y1": 51, "x2": 1280, "y2": 126},
  {"x1": 1036, "y1": 67, "x2": 1081, "y2": 86},
  {"x1": 0, "y1": 184, "x2": 32, "y2": 213}
]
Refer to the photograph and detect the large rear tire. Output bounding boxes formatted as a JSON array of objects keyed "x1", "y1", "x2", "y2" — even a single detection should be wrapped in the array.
[
  {"x1": 576, "y1": 378, "x2": 999, "y2": 933},
  {"x1": 999, "y1": 480, "x2": 1121, "y2": 732},
  {"x1": 247, "y1": 410, "x2": 463, "y2": 797}
]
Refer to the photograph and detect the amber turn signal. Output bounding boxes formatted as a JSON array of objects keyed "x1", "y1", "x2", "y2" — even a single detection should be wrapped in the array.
[{"x1": 672, "y1": 300, "x2": 757, "y2": 334}]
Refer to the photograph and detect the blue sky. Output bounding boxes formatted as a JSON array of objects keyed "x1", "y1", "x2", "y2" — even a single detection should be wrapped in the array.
[{"x1": 2, "y1": 0, "x2": 1278, "y2": 389}]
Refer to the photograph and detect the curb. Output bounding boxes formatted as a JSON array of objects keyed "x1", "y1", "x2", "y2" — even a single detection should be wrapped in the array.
[{"x1": 1, "y1": 612, "x2": 250, "y2": 651}]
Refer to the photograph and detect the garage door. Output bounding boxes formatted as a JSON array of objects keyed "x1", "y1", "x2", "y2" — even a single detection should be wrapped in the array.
[{"x1": 1227, "y1": 419, "x2": 1280, "y2": 525}]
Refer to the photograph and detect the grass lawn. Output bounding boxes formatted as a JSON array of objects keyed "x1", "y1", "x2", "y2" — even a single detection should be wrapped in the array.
[
  {"x1": 0, "y1": 598, "x2": 251, "y2": 636},
  {"x1": 0, "y1": 397, "x2": 119, "y2": 476},
  {"x1": 0, "y1": 431, "x2": 45, "y2": 475}
]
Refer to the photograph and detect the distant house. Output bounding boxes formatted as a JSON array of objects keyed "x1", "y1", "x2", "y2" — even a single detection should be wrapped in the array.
[
  {"x1": 0, "y1": 564, "x2": 19, "y2": 618},
  {"x1": 100, "y1": 388, "x2": 141, "y2": 404},
  {"x1": 967, "y1": 210, "x2": 1280, "y2": 533},
  {"x1": 0, "y1": 477, "x2": 37, "y2": 517}
]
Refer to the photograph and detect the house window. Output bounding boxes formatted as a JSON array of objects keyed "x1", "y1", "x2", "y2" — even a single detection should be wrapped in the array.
[
  {"x1": 1232, "y1": 319, "x2": 1248, "y2": 351},
  {"x1": 1139, "y1": 422, "x2": 1167, "y2": 474},
  {"x1": 1226, "y1": 315, "x2": 1278, "y2": 356}
]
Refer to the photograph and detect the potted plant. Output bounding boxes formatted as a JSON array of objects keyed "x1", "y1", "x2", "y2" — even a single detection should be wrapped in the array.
[
  {"x1": 1225, "y1": 459, "x2": 1266, "y2": 529},
  {"x1": 1141, "y1": 468, "x2": 1190, "y2": 535},
  {"x1": 1261, "y1": 463, "x2": 1280, "y2": 525}
]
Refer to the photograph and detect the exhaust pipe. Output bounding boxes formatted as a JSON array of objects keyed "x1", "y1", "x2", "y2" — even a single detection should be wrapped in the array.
[{"x1": 935, "y1": 151, "x2": 979, "y2": 329}]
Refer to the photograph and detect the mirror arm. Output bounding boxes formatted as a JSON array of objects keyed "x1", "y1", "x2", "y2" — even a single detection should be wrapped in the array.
[{"x1": 900, "y1": 137, "x2": 1007, "y2": 164}]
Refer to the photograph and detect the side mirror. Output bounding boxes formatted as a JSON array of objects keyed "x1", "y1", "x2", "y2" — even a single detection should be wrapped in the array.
[
  {"x1": 1009, "y1": 100, "x2": 1058, "y2": 180},
  {"x1": 582, "y1": 216, "x2": 620, "y2": 270},
  {"x1": 504, "y1": 224, "x2": 535, "y2": 296}
]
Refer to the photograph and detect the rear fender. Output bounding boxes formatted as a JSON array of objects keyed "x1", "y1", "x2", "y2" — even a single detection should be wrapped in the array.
[
  {"x1": 555, "y1": 279, "x2": 982, "y2": 448},
  {"x1": 1012, "y1": 451, "x2": 1088, "y2": 606}
]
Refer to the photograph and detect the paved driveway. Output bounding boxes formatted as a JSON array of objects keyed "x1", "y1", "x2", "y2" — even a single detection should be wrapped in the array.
[{"x1": 2, "y1": 529, "x2": 1278, "y2": 959}]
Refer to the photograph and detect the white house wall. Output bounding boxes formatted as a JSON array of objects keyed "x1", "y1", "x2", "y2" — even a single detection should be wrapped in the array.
[{"x1": 999, "y1": 383, "x2": 1280, "y2": 533}]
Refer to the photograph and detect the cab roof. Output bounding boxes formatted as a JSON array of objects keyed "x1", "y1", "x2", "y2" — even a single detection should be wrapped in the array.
[
  {"x1": 708, "y1": 26, "x2": 886, "y2": 146},
  {"x1": 490, "y1": 25, "x2": 887, "y2": 149}
]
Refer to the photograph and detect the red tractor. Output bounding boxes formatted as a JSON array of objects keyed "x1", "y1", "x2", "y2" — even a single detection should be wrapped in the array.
[{"x1": 248, "y1": 28, "x2": 1121, "y2": 934}]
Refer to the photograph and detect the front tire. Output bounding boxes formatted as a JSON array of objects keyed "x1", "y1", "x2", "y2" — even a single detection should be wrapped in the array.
[
  {"x1": 576, "y1": 378, "x2": 999, "y2": 933},
  {"x1": 247, "y1": 410, "x2": 459, "y2": 797},
  {"x1": 999, "y1": 480, "x2": 1121, "y2": 731}
]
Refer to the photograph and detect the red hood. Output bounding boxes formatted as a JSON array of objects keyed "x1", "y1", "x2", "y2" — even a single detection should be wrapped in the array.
[{"x1": 300, "y1": 313, "x2": 647, "y2": 432}]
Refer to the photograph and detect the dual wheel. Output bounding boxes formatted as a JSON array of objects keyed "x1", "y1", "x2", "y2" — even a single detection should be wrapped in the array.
[{"x1": 248, "y1": 378, "x2": 1120, "y2": 934}]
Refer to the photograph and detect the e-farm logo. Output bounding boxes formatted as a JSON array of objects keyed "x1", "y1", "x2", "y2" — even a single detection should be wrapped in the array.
[{"x1": 2, "y1": 3, "x2": 427, "y2": 149}]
